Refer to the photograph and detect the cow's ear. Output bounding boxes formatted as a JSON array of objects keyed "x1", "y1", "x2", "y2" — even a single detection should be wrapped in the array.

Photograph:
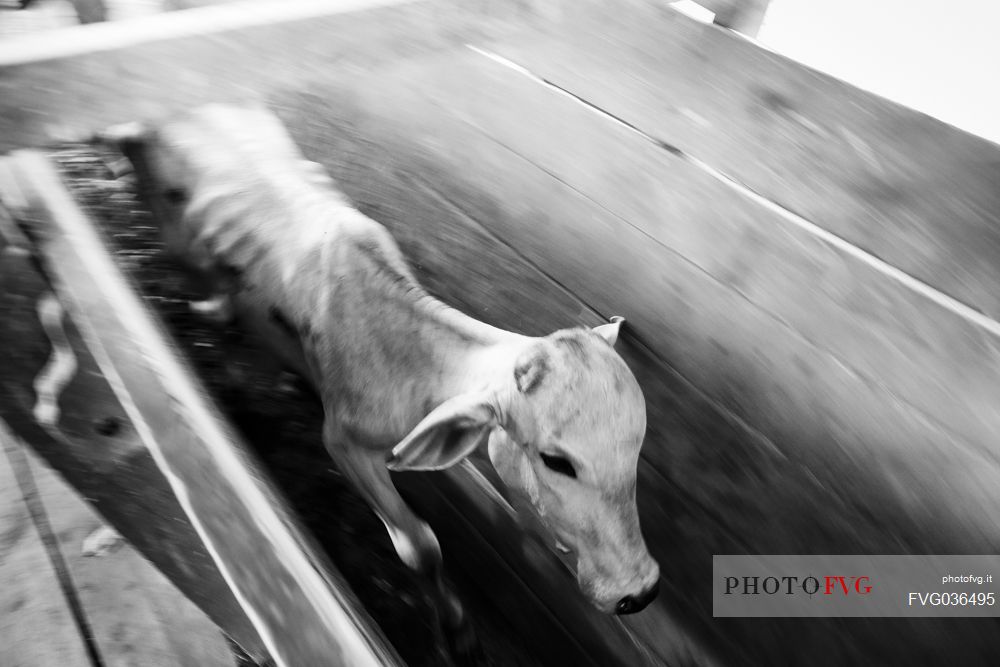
[
  {"x1": 592, "y1": 315, "x2": 625, "y2": 346},
  {"x1": 387, "y1": 393, "x2": 499, "y2": 471}
]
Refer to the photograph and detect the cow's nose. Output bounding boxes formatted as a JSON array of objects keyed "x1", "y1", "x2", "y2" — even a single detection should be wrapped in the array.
[{"x1": 614, "y1": 582, "x2": 659, "y2": 615}]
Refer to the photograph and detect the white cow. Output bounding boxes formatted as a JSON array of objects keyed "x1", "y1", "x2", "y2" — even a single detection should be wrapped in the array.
[{"x1": 111, "y1": 104, "x2": 660, "y2": 642}]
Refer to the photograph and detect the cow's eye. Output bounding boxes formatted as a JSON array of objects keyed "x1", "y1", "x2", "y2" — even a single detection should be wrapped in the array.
[
  {"x1": 540, "y1": 452, "x2": 576, "y2": 478},
  {"x1": 164, "y1": 187, "x2": 187, "y2": 205}
]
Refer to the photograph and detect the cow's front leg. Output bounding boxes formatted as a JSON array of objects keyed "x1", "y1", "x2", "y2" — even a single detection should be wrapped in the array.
[{"x1": 323, "y1": 422, "x2": 469, "y2": 641}]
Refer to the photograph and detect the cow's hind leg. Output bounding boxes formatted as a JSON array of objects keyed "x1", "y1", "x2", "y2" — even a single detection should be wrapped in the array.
[{"x1": 323, "y1": 421, "x2": 476, "y2": 660}]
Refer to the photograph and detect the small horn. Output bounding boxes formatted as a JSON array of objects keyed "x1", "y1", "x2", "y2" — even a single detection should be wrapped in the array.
[{"x1": 592, "y1": 316, "x2": 625, "y2": 346}]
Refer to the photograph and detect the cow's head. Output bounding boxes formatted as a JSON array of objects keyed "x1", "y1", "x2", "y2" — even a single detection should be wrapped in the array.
[{"x1": 388, "y1": 317, "x2": 660, "y2": 614}]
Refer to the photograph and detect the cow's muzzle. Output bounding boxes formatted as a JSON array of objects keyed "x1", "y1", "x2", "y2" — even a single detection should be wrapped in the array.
[{"x1": 614, "y1": 581, "x2": 659, "y2": 615}]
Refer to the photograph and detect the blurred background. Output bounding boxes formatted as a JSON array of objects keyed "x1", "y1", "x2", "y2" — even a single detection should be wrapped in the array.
[{"x1": 7, "y1": 0, "x2": 1000, "y2": 143}]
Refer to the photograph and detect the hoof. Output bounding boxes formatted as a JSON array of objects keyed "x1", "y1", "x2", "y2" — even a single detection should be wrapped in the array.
[
  {"x1": 441, "y1": 590, "x2": 466, "y2": 631},
  {"x1": 446, "y1": 619, "x2": 483, "y2": 665},
  {"x1": 82, "y1": 525, "x2": 124, "y2": 557}
]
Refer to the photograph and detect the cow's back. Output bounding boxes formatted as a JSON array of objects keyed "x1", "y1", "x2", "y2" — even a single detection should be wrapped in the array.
[{"x1": 158, "y1": 106, "x2": 446, "y2": 437}]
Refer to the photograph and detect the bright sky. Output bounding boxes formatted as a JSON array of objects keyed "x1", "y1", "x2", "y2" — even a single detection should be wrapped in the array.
[
  {"x1": 674, "y1": 0, "x2": 1000, "y2": 145},
  {"x1": 757, "y1": 0, "x2": 1000, "y2": 145}
]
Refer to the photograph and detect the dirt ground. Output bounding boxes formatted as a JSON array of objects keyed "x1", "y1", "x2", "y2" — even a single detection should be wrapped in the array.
[{"x1": 50, "y1": 144, "x2": 545, "y2": 667}]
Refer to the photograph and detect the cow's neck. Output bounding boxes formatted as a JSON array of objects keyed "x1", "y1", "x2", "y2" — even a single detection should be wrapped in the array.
[{"x1": 410, "y1": 293, "x2": 532, "y2": 405}]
